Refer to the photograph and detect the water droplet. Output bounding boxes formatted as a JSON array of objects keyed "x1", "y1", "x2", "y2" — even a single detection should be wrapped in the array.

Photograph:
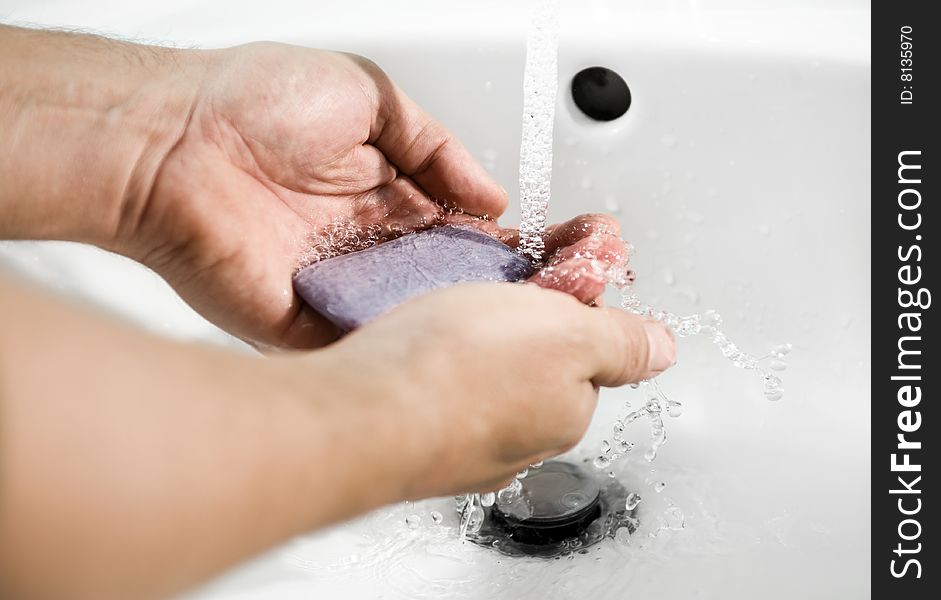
[
  {"x1": 480, "y1": 492, "x2": 496, "y2": 507},
  {"x1": 406, "y1": 515, "x2": 421, "y2": 529},
  {"x1": 497, "y1": 479, "x2": 523, "y2": 504},
  {"x1": 600, "y1": 440, "x2": 612, "y2": 454},
  {"x1": 614, "y1": 527, "x2": 632, "y2": 545},
  {"x1": 771, "y1": 343, "x2": 793, "y2": 357},
  {"x1": 593, "y1": 455, "x2": 612, "y2": 469},
  {"x1": 764, "y1": 388, "x2": 784, "y2": 401},
  {"x1": 430, "y1": 511, "x2": 444, "y2": 525},
  {"x1": 702, "y1": 309, "x2": 723, "y2": 329},
  {"x1": 673, "y1": 315, "x2": 701, "y2": 337},
  {"x1": 465, "y1": 506, "x2": 485, "y2": 534},
  {"x1": 625, "y1": 493, "x2": 642, "y2": 510},
  {"x1": 516, "y1": 468, "x2": 529, "y2": 479},
  {"x1": 654, "y1": 481, "x2": 666, "y2": 493}
]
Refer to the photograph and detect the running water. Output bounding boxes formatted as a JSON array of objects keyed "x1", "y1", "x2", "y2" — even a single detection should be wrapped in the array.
[
  {"x1": 454, "y1": 0, "x2": 790, "y2": 539},
  {"x1": 454, "y1": 0, "x2": 561, "y2": 537},
  {"x1": 516, "y1": 0, "x2": 560, "y2": 265}
]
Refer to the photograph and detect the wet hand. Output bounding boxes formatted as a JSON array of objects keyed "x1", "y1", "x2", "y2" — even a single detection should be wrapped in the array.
[
  {"x1": 125, "y1": 43, "x2": 627, "y2": 349},
  {"x1": 127, "y1": 43, "x2": 507, "y2": 349},
  {"x1": 315, "y1": 282, "x2": 676, "y2": 497}
]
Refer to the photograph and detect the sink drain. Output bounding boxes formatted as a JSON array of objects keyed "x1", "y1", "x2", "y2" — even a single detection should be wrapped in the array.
[{"x1": 467, "y1": 460, "x2": 638, "y2": 557}]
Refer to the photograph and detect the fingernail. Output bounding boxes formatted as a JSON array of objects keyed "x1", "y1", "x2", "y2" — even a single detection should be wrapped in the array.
[{"x1": 643, "y1": 321, "x2": 676, "y2": 376}]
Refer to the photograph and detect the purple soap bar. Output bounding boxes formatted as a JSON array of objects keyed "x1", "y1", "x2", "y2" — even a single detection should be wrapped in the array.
[{"x1": 293, "y1": 226, "x2": 534, "y2": 331}]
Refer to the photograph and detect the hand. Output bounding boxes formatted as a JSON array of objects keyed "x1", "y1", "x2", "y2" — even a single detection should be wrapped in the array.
[
  {"x1": 312, "y1": 282, "x2": 676, "y2": 497},
  {"x1": 124, "y1": 43, "x2": 628, "y2": 349}
]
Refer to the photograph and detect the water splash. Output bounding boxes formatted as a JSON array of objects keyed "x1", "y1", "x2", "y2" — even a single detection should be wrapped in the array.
[{"x1": 590, "y1": 284, "x2": 790, "y2": 472}]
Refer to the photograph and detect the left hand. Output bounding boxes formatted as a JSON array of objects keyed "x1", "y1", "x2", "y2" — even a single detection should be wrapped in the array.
[{"x1": 122, "y1": 43, "x2": 627, "y2": 348}]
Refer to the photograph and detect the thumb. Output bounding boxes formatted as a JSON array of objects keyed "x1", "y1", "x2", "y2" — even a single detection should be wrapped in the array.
[
  {"x1": 364, "y1": 63, "x2": 508, "y2": 218},
  {"x1": 581, "y1": 308, "x2": 677, "y2": 387}
]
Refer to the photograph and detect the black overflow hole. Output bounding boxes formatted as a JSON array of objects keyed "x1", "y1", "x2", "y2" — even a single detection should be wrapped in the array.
[{"x1": 571, "y1": 67, "x2": 631, "y2": 121}]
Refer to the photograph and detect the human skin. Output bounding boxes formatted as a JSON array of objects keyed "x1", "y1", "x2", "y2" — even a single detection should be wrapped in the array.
[{"x1": 0, "y1": 25, "x2": 675, "y2": 599}]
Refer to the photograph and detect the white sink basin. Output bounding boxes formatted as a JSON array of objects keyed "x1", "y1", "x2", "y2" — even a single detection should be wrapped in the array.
[{"x1": 0, "y1": 1, "x2": 871, "y2": 598}]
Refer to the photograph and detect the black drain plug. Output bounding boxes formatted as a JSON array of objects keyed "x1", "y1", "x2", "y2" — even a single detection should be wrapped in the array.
[
  {"x1": 571, "y1": 66, "x2": 632, "y2": 121},
  {"x1": 490, "y1": 461, "x2": 602, "y2": 545}
]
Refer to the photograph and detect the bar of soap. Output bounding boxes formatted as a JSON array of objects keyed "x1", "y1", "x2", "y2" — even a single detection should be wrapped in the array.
[{"x1": 293, "y1": 226, "x2": 534, "y2": 331}]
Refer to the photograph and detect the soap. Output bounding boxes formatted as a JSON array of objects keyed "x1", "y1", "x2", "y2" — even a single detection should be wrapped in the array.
[{"x1": 293, "y1": 226, "x2": 534, "y2": 331}]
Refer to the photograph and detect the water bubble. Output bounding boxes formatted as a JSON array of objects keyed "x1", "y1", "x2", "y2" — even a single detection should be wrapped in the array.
[
  {"x1": 406, "y1": 515, "x2": 421, "y2": 529},
  {"x1": 625, "y1": 493, "x2": 642, "y2": 510},
  {"x1": 430, "y1": 511, "x2": 444, "y2": 525}
]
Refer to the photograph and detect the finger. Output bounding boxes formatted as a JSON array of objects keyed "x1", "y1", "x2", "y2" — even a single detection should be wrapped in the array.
[
  {"x1": 529, "y1": 233, "x2": 627, "y2": 303},
  {"x1": 542, "y1": 213, "x2": 621, "y2": 257},
  {"x1": 530, "y1": 258, "x2": 607, "y2": 303},
  {"x1": 367, "y1": 69, "x2": 508, "y2": 218},
  {"x1": 578, "y1": 308, "x2": 676, "y2": 386}
]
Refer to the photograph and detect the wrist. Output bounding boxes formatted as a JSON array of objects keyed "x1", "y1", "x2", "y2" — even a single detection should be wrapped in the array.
[
  {"x1": 272, "y1": 347, "x2": 434, "y2": 523},
  {"x1": 0, "y1": 26, "x2": 210, "y2": 250}
]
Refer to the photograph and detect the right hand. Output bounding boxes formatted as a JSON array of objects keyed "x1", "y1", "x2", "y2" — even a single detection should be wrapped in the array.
[{"x1": 313, "y1": 282, "x2": 676, "y2": 498}]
